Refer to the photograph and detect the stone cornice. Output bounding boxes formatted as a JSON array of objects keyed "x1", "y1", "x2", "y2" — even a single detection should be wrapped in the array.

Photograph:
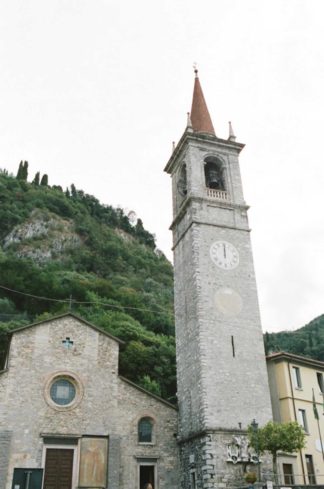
[
  {"x1": 170, "y1": 195, "x2": 249, "y2": 230},
  {"x1": 164, "y1": 131, "x2": 245, "y2": 174}
]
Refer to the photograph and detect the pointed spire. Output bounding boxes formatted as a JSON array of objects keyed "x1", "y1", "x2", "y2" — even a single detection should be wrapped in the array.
[
  {"x1": 228, "y1": 121, "x2": 236, "y2": 141},
  {"x1": 190, "y1": 66, "x2": 216, "y2": 136}
]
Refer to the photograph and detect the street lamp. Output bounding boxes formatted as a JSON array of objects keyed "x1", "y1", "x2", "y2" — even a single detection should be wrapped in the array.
[{"x1": 251, "y1": 419, "x2": 261, "y2": 482}]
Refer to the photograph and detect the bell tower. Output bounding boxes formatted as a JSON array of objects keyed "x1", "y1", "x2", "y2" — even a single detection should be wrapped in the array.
[{"x1": 165, "y1": 70, "x2": 272, "y2": 488}]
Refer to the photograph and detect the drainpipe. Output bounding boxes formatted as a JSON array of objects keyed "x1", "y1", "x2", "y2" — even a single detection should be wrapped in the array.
[{"x1": 287, "y1": 361, "x2": 306, "y2": 484}]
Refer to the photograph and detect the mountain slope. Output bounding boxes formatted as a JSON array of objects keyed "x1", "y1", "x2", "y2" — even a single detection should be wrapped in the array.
[
  {"x1": 264, "y1": 316, "x2": 324, "y2": 361},
  {"x1": 0, "y1": 167, "x2": 176, "y2": 400}
]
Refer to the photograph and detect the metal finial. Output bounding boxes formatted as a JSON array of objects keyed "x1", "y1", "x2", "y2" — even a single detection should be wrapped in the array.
[
  {"x1": 186, "y1": 112, "x2": 193, "y2": 133},
  {"x1": 193, "y1": 62, "x2": 198, "y2": 77},
  {"x1": 228, "y1": 121, "x2": 236, "y2": 141}
]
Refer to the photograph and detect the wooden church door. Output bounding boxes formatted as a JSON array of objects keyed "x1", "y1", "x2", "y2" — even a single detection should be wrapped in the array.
[{"x1": 43, "y1": 448, "x2": 74, "y2": 489}]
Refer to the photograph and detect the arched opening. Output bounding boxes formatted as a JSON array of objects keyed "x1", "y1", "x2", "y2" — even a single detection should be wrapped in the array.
[
  {"x1": 177, "y1": 164, "x2": 187, "y2": 196},
  {"x1": 138, "y1": 417, "x2": 153, "y2": 443},
  {"x1": 204, "y1": 157, "x2": 225, "y2": 190}
]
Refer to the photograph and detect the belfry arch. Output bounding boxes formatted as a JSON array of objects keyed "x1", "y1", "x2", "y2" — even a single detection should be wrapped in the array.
[{"x1": 204, "y1": 156, "x2": 225, "y2": 190}]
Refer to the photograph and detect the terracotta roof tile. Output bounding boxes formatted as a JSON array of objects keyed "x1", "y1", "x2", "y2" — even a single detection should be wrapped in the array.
[{"x1": 190, "y1": 70, "x2": 215, "y2": 136}]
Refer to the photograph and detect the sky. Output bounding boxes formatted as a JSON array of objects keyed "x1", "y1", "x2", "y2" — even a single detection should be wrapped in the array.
[{"x1": 0, "y1": 0, "x2": 324, "y2": 333}]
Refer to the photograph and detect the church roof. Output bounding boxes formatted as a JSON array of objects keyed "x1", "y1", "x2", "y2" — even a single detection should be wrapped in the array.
[
  {"x1": 6, "y1": 312, "x2": 125, "y2": 344},
  {"x1": 190, "y1": 68, "x2": 216, "y2": 136}
]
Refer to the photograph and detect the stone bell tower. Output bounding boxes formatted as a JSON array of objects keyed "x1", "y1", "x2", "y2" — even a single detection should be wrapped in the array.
[{"x1": 164, "y1": 70, "x2": 272, "y2": 488}]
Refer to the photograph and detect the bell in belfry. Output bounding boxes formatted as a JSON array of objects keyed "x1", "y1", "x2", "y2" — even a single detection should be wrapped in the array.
[
  {"x1": 208, "y1": 166, "x2": 221, "y2": 188},
  {"x1": 205, "y1": 161, "x2": 224, "y2": 190}
]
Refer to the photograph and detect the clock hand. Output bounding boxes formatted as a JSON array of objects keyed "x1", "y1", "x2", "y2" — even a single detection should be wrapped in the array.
[{"x1": 223, "y1": 243, "x2": 226, "y2": 258}]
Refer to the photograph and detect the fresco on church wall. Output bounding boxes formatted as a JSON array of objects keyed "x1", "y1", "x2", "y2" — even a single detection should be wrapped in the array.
[{"x1": 79, "y1": 437, "x2": 108, "y2": 487}]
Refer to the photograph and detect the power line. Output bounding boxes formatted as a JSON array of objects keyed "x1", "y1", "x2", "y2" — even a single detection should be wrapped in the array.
[
  {"x1": 0, "y1": 284, "x2": 174, "y2": 316},
  {"x1": 0, "y1": 285, "x2": 70, "y2": 303}
]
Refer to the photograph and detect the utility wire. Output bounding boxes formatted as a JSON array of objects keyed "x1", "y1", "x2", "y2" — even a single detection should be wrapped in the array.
[
  {"x1": 0, "y1": 285, "x2": 70, "y2": 303},
  {"x1": 0, "y1": 284, "x2": 174, "y2": 316}
]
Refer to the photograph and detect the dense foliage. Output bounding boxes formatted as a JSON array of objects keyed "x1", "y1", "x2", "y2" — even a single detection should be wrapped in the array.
[
  {"x1": 264, "y1": 316, "x2": 324, "y2": 361},
  {"x1": 0, "y1": 168, "x2": 176, "y2": 401}
]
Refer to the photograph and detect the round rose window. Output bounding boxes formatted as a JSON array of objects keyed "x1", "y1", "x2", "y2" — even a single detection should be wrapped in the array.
[{"x1": 50, "y1": 378, "x2": 76, "y2": 406}]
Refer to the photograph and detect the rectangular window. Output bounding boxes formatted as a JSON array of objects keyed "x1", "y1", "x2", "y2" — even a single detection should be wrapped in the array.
[
  {"x1": 283, "y1": 463, "x2": 294, "y2": 485},
  {"x1": 305, "y1": 454, "x2": 316, "y2": 484},
  {"x1": 298, "y1": 409, "x2": 308, "y2": 432},
  {"x1": 317, "y1": 372, "x2": 324, "y2": 393},
  {"x1": 292, "y1": 366, "x2": 302, "y2": 388}
]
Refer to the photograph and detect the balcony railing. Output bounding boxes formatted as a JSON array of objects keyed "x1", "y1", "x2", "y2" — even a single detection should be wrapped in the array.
[{"x1": 206, "y1": 188, "x2": 229, "y2": 201}]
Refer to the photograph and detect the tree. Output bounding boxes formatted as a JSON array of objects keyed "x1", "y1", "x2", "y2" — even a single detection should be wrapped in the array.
[
  {"x1": 138, "y1": 374, "x2": 161, "y2": 397},
  {"x1": 22, "y1": 161, "x2": 28, "y2": 181},
  {"x1": 40, "y1": 174, "x2": 48, "y2": 186},
  {"x1": 16, "y1": 161, "x2": 23, "y2": 179},
  {"x1": 16, "y1": 160, "x2": 28, "y2": 181},
  {"x1": 135, "y1": 218, "x2": 156, "y2": 248},
  {"x1": 70, "y1": 183, "x2": 77, "y2": 198},
  {"x1": 32, "y1": 172, "x2": 40, "y2": 185},
  {"x1": 248, "y1": 421, "x2": 305, "y2": 483}
]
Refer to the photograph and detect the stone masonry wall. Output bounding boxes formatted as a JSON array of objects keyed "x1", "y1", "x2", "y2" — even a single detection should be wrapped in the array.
[
  {"x1": 179, "y1": 431, "x2": 272, "y2": 489},
  {"x1": 0, "y1": 431, "x2": 12, "y2": 489},
  {"x1": 117, "y1": 378, "x2": 179, "y2": 489},
  {"x1": 0, "y1": 315, "x2": 179, "y2": 489}
]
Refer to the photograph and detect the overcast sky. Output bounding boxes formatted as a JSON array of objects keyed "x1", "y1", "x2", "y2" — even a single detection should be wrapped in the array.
[{"x1": 1, "y1": 0, "x2": 324, "y2": 333}]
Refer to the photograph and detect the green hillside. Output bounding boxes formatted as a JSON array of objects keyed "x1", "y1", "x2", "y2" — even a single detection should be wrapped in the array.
[
  {"x1": 264, "y1": 316, "x2": 324, "y2": 361},
  {"x1": 0, "y1": 164, "x2": 176, "y2": 401}
]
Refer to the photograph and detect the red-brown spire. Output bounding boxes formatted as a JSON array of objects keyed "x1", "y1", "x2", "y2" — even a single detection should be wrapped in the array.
[{"x1": 190, "y1": 68, "x2": 215, "y2": 136}]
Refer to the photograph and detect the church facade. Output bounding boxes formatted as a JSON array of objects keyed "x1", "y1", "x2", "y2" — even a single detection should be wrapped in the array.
[
  {"x1": 0, "y1": 314, "x2": 178, "y2": 489},
  {"x1": 0, "y1": 72, "x2": 277, "y2": 489}
]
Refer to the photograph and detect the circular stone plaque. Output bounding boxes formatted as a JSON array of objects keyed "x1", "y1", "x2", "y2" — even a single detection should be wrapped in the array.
[{"x1": 215, "y1": 287, "x2": 243, "y2": 316}]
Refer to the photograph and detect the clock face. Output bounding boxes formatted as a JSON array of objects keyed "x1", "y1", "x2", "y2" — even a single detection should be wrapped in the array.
[{"x1": 210, "y1": 241, "x2": 239, "y2": 270}]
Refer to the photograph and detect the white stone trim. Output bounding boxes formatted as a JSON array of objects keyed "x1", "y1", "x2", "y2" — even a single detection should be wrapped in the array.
[
  {"x1": 136, "y1": 458, "x2": 158, "y2": 489},
  {"x1": 41, "y1": 442, "x2": 80, "y2": 489}
]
